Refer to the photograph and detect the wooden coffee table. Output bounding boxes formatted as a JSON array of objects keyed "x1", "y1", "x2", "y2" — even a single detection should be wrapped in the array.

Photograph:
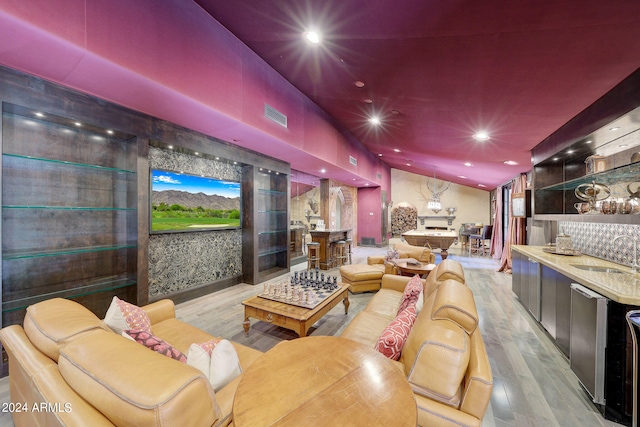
[
  {"x1": 390, "y1": 258, "x2": 436, "y2": 277},
  {"x1": 242, "y1": 283, "x2": 349, "y2": 337},
  {"x1": 233, "y1": 336, "x2": 417, "y2": 427}
]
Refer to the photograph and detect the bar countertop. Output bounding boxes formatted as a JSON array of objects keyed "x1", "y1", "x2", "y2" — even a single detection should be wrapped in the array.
[{"x1": 512, "y1": 245, "x2": 640, "y2": 306}]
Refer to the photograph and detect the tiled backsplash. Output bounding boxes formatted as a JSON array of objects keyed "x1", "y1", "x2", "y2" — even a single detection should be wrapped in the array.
[{"x1": 559, "y1": 221, "x2": 640, "y2": 267}]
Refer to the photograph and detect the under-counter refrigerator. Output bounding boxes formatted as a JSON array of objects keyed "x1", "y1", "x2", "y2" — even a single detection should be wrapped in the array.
[{"x1": 570, "y1": 283, "x2": 608, "y2": 405}]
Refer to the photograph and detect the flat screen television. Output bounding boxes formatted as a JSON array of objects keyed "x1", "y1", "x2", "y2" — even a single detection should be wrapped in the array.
[{"x1": 150, "y1": 169, "x2": 241, "y2": 233}]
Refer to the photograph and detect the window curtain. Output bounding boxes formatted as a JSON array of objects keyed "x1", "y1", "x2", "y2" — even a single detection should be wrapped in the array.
[
  {"x1": 498, "y1": 173, "x2": 528, "y2": 273},
  {"x1": 490, "y1": 190, "x2": 503, "y2": 260}
]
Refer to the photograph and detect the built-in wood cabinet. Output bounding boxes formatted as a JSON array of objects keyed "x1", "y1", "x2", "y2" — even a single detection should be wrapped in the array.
[
  {"x1": 242, "y1": 166, "x2": 290, "y2": 284},
  {"x1": 1, "y1": 103, "x2": 138, "y2": 328}
]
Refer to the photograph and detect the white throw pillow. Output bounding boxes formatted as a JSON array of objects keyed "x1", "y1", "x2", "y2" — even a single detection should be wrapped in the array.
[
  {"x1": 187, "y1": 339, "x2": 242, "y2": 392},
  {"x1": 103, "y1": 296, "x2": 152, "y2": 334},
  {"x1": 415, "y1": 290, "x2": 425, "y2": 314}
]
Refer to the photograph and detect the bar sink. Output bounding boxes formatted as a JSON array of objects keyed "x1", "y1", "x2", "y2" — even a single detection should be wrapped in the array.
[{"x1": 571, "y1": 265, "x2": 626, "y2": 274}]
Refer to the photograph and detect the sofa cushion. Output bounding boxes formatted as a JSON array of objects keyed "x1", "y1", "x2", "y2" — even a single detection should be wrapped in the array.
[
  {"x1": 375, "y1": 305, "x2": 417, "y2": 360},
  {"x1": 104, "y1": 296, "x2": 152, "y2": 334},
  {"x1": 340, "y1": 311, "x2": 394, "y2": 348},
  {"x1": 123, "y1": 330, "x2": 187, "y2": 363},
  {"x1": 431, "y1": 280, "x2": 478, "y2": 334},
  {"x1": 58, "y1": 330, "x2": 221, "y2": 427},
  {"x1": 363, "y1": 289, "x2": 404, "y2": 320},
  {"x1": 394, "y1": 242, "x2": 433, "y2": 263},
  {"x1": 397, "y1": 275, "x2": 424, "y2": 314},
  {"x1": 424, "y1": 258, "x2": 465, "y2": 297},
  {"x1": 23, "y1": 298, "x2": 110, "y2": 362},
  {"x1": 402, "y1": 309, "x2": 470, "y2": 408},
  {"x1": 187, "y1": 339, "x2": 242, "y2": 392}
]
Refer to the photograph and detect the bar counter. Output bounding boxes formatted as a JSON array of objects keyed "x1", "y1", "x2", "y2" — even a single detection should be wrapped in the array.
[
  {"x1": 512, "y1": 245, "x2": 640, "y2": 305},
  {"x1": 310, "y1": 229, "x2": 351, "y2": 270}
]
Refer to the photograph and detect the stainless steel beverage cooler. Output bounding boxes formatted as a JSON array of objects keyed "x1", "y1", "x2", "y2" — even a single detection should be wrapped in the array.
[{"x1": 627, "y1": 310, "x2": 640, "y2": 427}]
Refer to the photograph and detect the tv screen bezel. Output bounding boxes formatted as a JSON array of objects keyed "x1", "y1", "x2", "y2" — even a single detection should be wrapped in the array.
[{"x1": 149, "y1": 168, "x2": 242, "y2": 235}]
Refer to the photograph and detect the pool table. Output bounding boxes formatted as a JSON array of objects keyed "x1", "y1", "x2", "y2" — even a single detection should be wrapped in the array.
[{"x1": 401, "y1": 229, "x2": 458, "y2": 259}]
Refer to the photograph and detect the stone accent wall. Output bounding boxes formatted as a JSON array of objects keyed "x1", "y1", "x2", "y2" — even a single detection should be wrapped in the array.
[{"x1": 148, "y1": 146, "x2": 243, "y2": 299}]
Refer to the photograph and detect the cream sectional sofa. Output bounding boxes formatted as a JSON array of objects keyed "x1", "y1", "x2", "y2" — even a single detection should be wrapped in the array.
[
  {"x1": 340, "y1": 259, "x2": 493, "y2": 427},
  {"x1": 0, "y1": 298, "x2": 262, "y2": 427}
]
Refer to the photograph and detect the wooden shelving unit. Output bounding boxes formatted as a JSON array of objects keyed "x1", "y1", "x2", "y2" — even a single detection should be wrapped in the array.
[{"x1": 1, "y1": 103, "x2": 138, "y2": 327}]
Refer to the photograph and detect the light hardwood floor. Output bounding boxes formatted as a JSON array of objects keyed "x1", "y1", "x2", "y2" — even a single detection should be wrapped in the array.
[{"x1": 0, "y1": 243, "x2": 625, "y2": 426}]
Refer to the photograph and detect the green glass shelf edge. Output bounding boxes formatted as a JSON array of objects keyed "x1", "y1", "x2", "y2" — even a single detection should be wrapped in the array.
[
  {"x1": 538, "y1": 161, "x2": 640, "y2": 191},
  {"x1": 257, "y1": 188, "x2": 286, "y2": 195},
  {"x1": 3, "y1": 153, "x2": 137, "y2": 175},
  {"x1": 257, "y1": 210, "x2": 287, "y2": 214},
  {"x1": 258, "y1": 230, "x2": 288, "y2": 235},
  {"x1": 3, "y1": 244, "x2": 137, "y2": 260},
  {"x1": 3, "y1": 205, "x2": 136, "y2": 211},
  {"x1": 258, "y1": 246, "x2": 288, "y2": 256},
  {"x1": 2, "y1": 277, "x2": 136, "y2": 313}
]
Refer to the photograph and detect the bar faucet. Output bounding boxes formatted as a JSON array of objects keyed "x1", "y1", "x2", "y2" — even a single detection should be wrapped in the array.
[{"x1": 613, "y1": 235, "x2": 639, "y2": 273}]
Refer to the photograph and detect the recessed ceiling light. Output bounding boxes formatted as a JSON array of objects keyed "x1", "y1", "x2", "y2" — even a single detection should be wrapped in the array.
[
  {"x1": 473, "y1": 131, "x2": 490, "y2": 141},
  {"x1": 195, "y1": 152, "x2": 199, "y2": 155},
  {"x1": 215, "y1": 157, "x2": 220, "y2": 160},
  {"x1": 355, "y1": 81, "x2": 365, "y2": 88},
  {"x1": 304, "y1": 31, "x2": 321, "y2": 44},
  {"x1": 35, "y1": 112, "x2": 44, "y2": 117},
  {"x1": 406, "y1": 163, "x2": 411, "y2": 166},
  {"x1": 566, "y1": 150, "x2": 574, "y2": 154},
  {"x1": 504, "y1": 160, "x2": 518, "y2": 165},
  {"x1": 619, "y1": 144, "x2": 629, "y2": 148},
  {"x1": 478, "y1": 184, "x2": 487, "y2": 188},
  {"x1": 393, "y1": 148, "x2": 401, "y2": 153},
  {"x1": 585, "y1": 140, "x2": 593, "y2": 144},
  {"x1": 464, "y1": 162, "x2": 473, "y2": 167},
  {"x1": 107, "y1": 130, "x2": 114, "y2": 135},
  {"x1": 365, "y1": 183, "x2": 369, "y2": 186},
  {"x1": 168, "y1": 145, "x2": 174, "y2": 149},
  {"x1": 458, "y1": 175, "x2": 467, "y2": 179},
  {"x1": 369, "y1": 116, "x2": 381, "y2": 125},
  {"x1": 552, "y1": 157, "x2": 559, "y2": 161},
  {"x1": 377, "y1": 153, "x2": 383, "y2": 157},
  {"x1": 74, "y1": 122, "x2": 82, "y2": 127},
  {"x1": 233, "y1": 161, "x2": 237, "y2": 165},
  {"x1": 320, "y1": 169, "x2": 326, "y2": 173},
  {"x1": 391, "y1": 110, "x2": 400, "y2": 115},
  {"x1": 364, "y1": 99, "x2": 373, "y2": 104},
  {"x1": 610, "y1": 127, "x2": 620, "y2": 131}
]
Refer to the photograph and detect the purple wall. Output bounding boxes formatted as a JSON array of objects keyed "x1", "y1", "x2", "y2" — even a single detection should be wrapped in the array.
[{"x1": 0, "y1": 0, "x2": 390, "y2": 192}]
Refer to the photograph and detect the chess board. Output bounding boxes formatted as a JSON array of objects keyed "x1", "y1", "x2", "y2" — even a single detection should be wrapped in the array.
[{"x1": 258, "y1": 283, "x2": 343, "y2": 309}]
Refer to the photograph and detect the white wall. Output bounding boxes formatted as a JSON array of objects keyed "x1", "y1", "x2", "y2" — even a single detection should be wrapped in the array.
[{"x1": 391, "y1": 169, "x2": 492, "y2": 240}]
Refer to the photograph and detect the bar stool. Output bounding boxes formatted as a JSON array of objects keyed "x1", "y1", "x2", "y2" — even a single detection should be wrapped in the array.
[
  {"x1": 344, "y1": 239, "x2": 353, "y2": 265},
  {"x1": 307, "y1": 242, "x2": 320, "y2": 270},
  {"x1": 334, "y1": 240, "x2": 347, "y2": 267}
]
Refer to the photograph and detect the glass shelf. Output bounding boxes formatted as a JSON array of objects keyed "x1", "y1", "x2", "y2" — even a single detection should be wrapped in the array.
[
  {"x1": 2, "y1": 275, "x2": 136, "y2": 313},
  {"x1": 3, "y1": 244, "x2": 137, "y2": 260},
  {"x1": 539, "y1": 161, "x2": 640, "y2": 191},
  {"x1": 258, "y1": 246, "x2": 288, "y2": 257},
  {"x1": 258, "y1": 230, "x2": 287, "y2": 235},
  {"x1": 258, "y1": 188, "x2": 286, "y2": 196},
  {"x1": 2, "y1": 153, "x2": 136, "y2": 175},
  {"x1": 3, "y1": 205, "x2": 136, "y2": 211}
]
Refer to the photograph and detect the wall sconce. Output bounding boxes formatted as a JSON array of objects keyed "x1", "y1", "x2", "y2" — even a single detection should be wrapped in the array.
[{"x1": 305, "y1": 209, "x2": 311, "y2": 223}]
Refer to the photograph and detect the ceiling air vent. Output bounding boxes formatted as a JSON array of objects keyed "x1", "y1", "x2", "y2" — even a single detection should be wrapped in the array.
[
  {"x1": 264, "y1": 104, "x2": 287, "y2": 128},
  {"x1": 349, "y1": 156, "x2": 357, "y2": 166}
]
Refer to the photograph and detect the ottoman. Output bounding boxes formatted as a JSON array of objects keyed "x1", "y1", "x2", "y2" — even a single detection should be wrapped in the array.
[{"x1": 340, "y1": 264, "x2": 385, "y2": 293}]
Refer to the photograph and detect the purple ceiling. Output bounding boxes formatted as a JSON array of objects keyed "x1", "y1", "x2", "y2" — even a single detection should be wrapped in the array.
[{"x1": 196, "y1": 0, "x2": 640, "y2": 188}]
